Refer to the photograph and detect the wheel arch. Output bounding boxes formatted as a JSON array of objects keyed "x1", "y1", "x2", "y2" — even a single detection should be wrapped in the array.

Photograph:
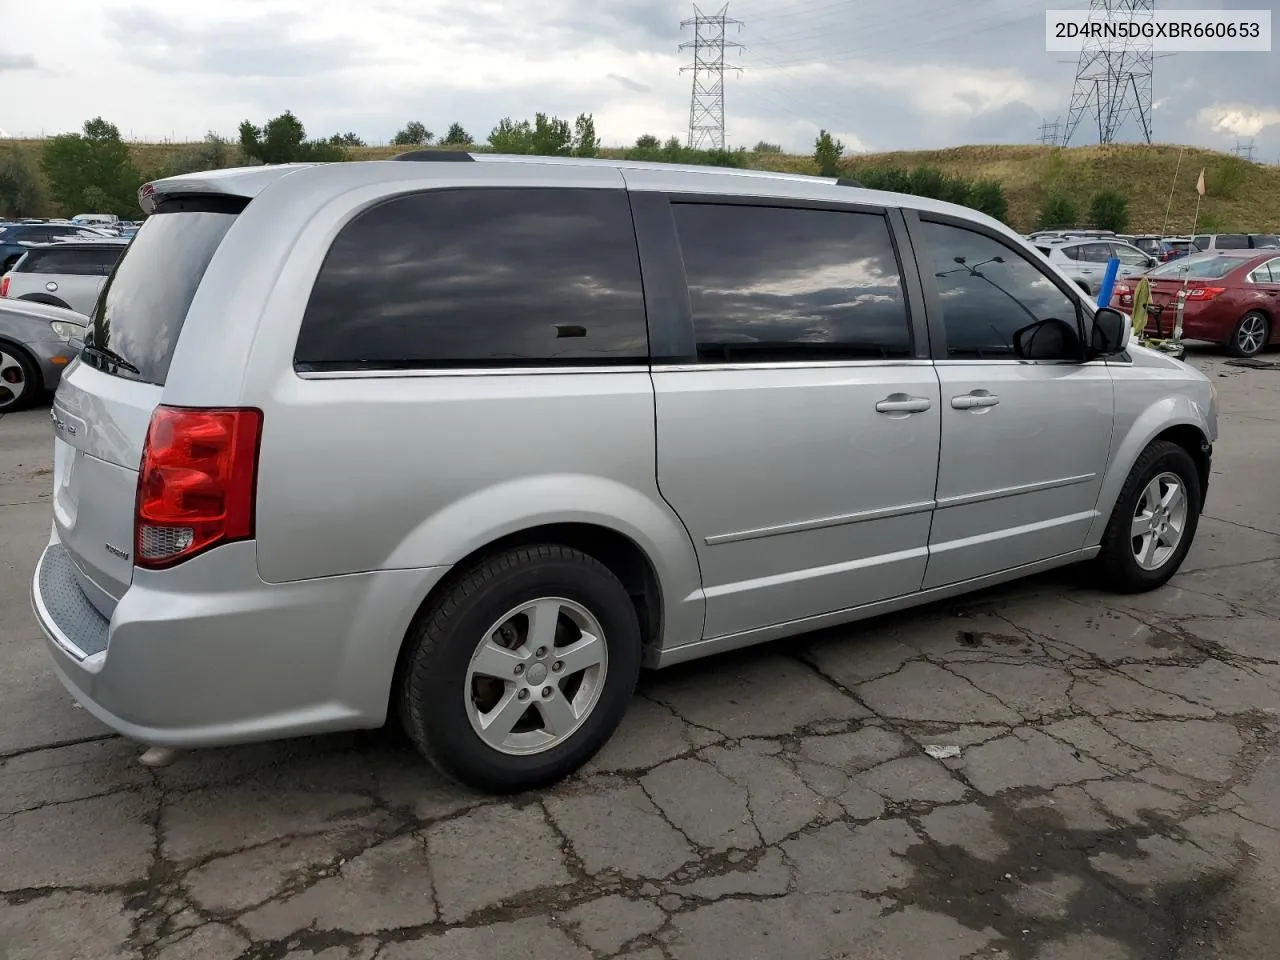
[
  {"x1": 385, "y1": 518, "x2": 688, "y2": 726},
  {"x1": 1085, "y1": 399, "x2": 1212, "y2": 548},
  {"x1": 16, "y1": 293, "x2": 73, "y2": 310}
]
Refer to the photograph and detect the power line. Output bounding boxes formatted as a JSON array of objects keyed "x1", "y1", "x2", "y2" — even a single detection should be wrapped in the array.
[
  {"x1": 1038, "y1": 118, "x2": 1062, "y2": 145},
  {"x1": 1063, "y1": 0, "x2": 1155, "y2": 145},
  {"x1": 680, "y1": 4, "x2": 745, "y2": 150}
]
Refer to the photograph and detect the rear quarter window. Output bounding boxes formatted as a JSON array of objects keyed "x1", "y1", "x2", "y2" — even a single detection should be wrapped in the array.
[
  {"x1": 84, "y1": 196, "x2": 242, "y2": 385},
  {"x1": 295, "y1": 187, "x2": 648, "y2": 370}
]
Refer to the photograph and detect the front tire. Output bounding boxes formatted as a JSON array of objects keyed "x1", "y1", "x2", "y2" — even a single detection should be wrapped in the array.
[
  {"x1": 398, "y1": 544, "x2": 642, "y2": 794},
  {"x1": 1095, "y1": 440, "x2": 1201, "y2": 593},
  {"x1": 1227, "y1": 311, "x2": 1270, "y2": 358}
]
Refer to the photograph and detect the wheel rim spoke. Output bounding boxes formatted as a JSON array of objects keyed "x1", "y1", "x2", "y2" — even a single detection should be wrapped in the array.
[
  {"x1": 524, "y1": 599, "x2": 562, "y2": 651},
  {"x1": 1161, "y1": 483, "x2": 1183, "y2": 513},
  {"x1": 536, "y1": 692, "x2": 578, "y2": 738},
  {"x1": 1143, "y1": 477, "x2": 1163, "y2": 510},
  {"x1": 471, "y1": 638, "x2": 529, "y2": 680},
  {"x1": 477, "y1": 688, "x2": 528, "y2": 745},
  {"x1": 554, "y1": 632, "x2": 605, "y2": 677},
  {"x1": 1131, "y1": 512, "x2": 1153, "y2": 538},
  {"x1": 1140, "y1": 532, "x2": 1161, "y2": 567}
]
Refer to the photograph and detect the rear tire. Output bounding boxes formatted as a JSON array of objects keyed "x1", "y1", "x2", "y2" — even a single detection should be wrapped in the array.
[
  {"x1": 398, "y1": 544, "x2": 641, "y2": 794},
  {"x1": 1095, "y1": 440, "x2": 1201, "y2": 594},
  {"x1": 1226, "y1": 311, "x2": 1270, "y2": 358},
  {"x1": 0, "y1": 342, "x2": 40, "y2": 413}
]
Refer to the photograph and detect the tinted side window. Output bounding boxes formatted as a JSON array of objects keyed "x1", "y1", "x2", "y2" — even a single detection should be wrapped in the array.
[
  {"x1": 919, "y1": 221, "x2": 1080, "y2": 360},
  {"x1": 18, "y1": 247, "x2": 103, "y2": 275},
  {"x1": 1216, "y1": 234, "x2": 1248, "y2": 249},
  {"x1": 1193, "y1": 236, "x2": 1210, "y2": 250},
  {"x1": 670, "y1": 203, "x2": 911, "y2": 362},
  {"x1": 1078, "y1": 243, "x2": 1113, "y2": 263},
  {"x1": 296, "y1": 188, "x2": 647, "y2": 369},
  {"x1": 1111, "y1": 244, "x2": 1148, "y2": 266}
]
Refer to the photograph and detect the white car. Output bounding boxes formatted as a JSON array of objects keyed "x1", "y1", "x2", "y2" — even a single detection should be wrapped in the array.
[{"x1": 1033, "y1": 237, "x2": 1159, "y2": 296}]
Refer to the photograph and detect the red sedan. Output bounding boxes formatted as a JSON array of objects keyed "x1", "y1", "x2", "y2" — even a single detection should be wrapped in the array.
[{"x1": 1112, "y1": 250, "x2": 1280, "y2": 357}]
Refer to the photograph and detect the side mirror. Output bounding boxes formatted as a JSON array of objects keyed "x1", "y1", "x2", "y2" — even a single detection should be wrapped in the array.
[
  {"x1": 1012, "y1": 317, "x2": 1082, "y2": 361},
  {"x1": 1090, "y1": 306, "x2": 1129, "y2": 355}
]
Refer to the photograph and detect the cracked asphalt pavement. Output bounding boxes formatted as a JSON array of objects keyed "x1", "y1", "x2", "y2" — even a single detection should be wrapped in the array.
[{"x1": 3, "y1": 351, "x2": 1280, "y2": 960}]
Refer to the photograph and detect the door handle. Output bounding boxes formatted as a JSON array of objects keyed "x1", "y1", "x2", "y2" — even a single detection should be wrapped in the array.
[
  {"x1": 951, "y1": 392, "x2": 1000, "y2": 410},
  {"x1": 875, "y1": 395, "x2": 932, "y2": 414}
]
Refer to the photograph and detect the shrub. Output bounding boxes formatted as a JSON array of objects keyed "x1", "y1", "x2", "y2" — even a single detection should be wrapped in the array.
[
  {"x1": 1089, "y1": 189, "x2": 1130, "y2": 233},
  {"x1": 1037, "y1": 194, "x2": 1077, "y2": 230}
]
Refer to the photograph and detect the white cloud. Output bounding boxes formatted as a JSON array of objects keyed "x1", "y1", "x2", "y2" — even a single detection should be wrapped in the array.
[{"x1": 1198, "y1": 105, "x2": 1280, "y2": 138}]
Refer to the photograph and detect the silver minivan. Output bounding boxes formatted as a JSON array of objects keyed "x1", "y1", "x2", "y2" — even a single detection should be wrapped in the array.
[{"x1": 32, "y1": 154, "x2": 1218, "y2": 793}]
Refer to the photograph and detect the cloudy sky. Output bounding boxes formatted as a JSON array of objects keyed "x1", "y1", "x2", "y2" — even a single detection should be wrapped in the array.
[{"x1": 1, "y1": 0, "x2": 1277, "y2": 159}]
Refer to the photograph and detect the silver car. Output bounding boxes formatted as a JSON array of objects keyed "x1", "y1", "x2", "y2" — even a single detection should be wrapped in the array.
[
  {"x1": 31, "y1": 155, "x2": 1218, "y2": 793},
  {"x1": 0, "y1": 299, "x2": 86, "y2": 412},
  {"x1": 1, "y1": 240, "x2": 129, "y2": 315},
  {"x1": 1034, "y1": 237, "x2": 1159, "y2": 295}
]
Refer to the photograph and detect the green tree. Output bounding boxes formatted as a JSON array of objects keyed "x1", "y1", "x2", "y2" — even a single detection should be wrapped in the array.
[
  {"x1": 753, "y1": 140, "x2": 783, "y2": 154},
  {"x1": 442, "y1": 122, "x2": 472, "y2": 145},
  {"x1": 40, "y1": 116, "x2": 143, "y2": 217},
  {"x1": 488, "y1": 113, "x2": 576, "y2": 156},
  {"x1": 329, "y1": 132, "x2": 366, "y2": 147},
  {"x1": 392, "y1": 121, "x2": 432, "y2": 146},
  {"x1": 661, "y1": 136, "x2": 684, "y2": 161},
  {"x1": 813, "y1": 129, "x2": 844, "y2": 177},
  {"x1": 238, "y1": 110, "x2": 344, "y2": 165},
  {"x1": 488, "y1": 117, "x2": 532, "y2": 154},
  {"x1": 634, "y1": 133, "x2": 660, "y2": 150},
  {"x1": 1037, "y1": 194, "x2": 1077, "y2": 230},
  {"x1": 1089, "y1": 189, "x2": 1129, "y2": 233},
  {"x1": 0, "y1": 147, "x2": 46, "y2": 217},
  {"x1": 572, "y1": 113, "x2": 600, "y2": 158},
  {"x1": 969, "y1": 179, "x2": 1009, "y2": 223}
]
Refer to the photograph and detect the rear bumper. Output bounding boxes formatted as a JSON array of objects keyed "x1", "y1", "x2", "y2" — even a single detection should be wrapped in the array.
[{"x1": 30, "y1": 531, "x2": 448, "y2": 748}]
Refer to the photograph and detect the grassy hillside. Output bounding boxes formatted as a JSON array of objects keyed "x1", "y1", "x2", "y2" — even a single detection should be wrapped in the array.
[{"x1": 5, "y1": 138, "x2": 1278, "y2": 234}]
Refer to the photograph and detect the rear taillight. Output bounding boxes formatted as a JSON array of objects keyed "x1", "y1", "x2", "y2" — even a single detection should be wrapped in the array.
[
  {"x1": 0, "y1": 275, "x2": 9, "y2": 298},
  {"x1": 134, "y1": 406, "x2": 263, "y2": 569},
  {"x1": 1184, "y1": 285, "x2": 1226, "y2": 301},
  {"x1": 1113, "y1": 283, "x2": 1132, "y2": 305}
]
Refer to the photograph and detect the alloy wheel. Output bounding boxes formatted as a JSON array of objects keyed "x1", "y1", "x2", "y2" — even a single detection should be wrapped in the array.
[
  {"x1": 0, "y1": 349, "x2": 27, "y2": 411},
  {"x1": 1238, "y1": 314, "x2": 1268, "y2": 356},
  {"x1": 464, "y1": 597, "x2": 609, "y2": 756},
  {"x1": 1131, "y1": 472, "x2": 1188, "y2": 571}
]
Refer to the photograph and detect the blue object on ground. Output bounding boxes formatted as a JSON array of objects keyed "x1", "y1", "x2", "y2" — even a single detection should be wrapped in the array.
[{"x1": 1096, "y1": 258, "x2": 1120, "y2": 307}]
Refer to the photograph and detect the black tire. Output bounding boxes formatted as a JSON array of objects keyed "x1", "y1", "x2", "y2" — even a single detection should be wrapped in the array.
[
  {"x1": 1226, "y1": 311, "x2": 1270, "y2": 359},
  {"x1": 1095, "y1": 440, "x2": 1201, "y2": 593},
  {"x1": 398, "y1": 544, "x2": 641, "y2": 794},
  {"x1": 0, "y1": 341, "x2": 40, "y2": 413}
]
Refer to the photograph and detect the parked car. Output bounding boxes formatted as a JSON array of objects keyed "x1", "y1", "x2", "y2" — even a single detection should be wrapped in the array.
[
  {"x1": 0, "y1": 223, "x2": 116, "y2": 273},
  {"x1": 1, "y1": 240, "x2": 129, "y2": 314},
  {"x1": 0, "y1": 298, "x2": 86, "y2": 411},
  {"x1": 1163, "y1": 237, "x2": 1195, "y2": 261},
  {"x1": 1191, "y1": 233, "x2": 1280, "y2": 252},
  {"x1": 1119, "y1": 234, "x2": 1175, "y2": 261},
  {"x1": 1033, "y1": 237, "x2": 1159, "y2": 295},
  {"x1": 31, "y1": 155, "x2": 1217, "y2": 794},
  {"x1": 1112, "y1": 249, "x2": 1278, "y2": 357}
]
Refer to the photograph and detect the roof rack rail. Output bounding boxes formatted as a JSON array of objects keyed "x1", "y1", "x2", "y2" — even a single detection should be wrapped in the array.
[
  {"x1": 389, "y1": 150, "x2": 475, "y2": 162},
  {"x1": 835, "y1": 177, "x2": 864, "y2": 188}
]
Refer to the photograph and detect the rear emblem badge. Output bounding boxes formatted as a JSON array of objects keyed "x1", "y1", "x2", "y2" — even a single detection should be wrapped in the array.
[{"x1": 104, "y1": 543, "x2": 130, "y2": 561}]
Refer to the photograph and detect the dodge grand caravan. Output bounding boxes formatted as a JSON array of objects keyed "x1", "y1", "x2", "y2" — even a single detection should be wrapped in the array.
[{"x1": 32, "y1": 153, "x2": 1217, "y2": 794}]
